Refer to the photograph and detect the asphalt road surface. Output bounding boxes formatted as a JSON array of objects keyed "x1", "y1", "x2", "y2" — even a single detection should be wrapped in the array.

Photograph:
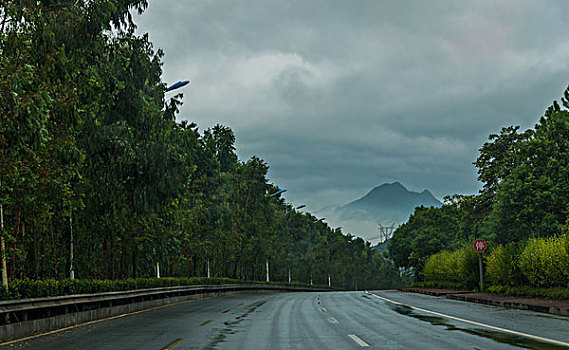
[{"x1": 5, "y1": 290, "x2": 569, "y2": 349}]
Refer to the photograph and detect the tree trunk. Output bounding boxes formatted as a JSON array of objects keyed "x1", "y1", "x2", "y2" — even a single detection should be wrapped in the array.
[
  {"x1": 51, "y1": 224, "x2": 58, "y2": 277},
  {"x1": 10, "y1": 202, "x2": 21, "y2": 279},
  {"x1": 131, "y1": 246, "x2": 136, "y2": 278},
  {"x1": 18, "y1": 220, "x2": 24, "y2": 279},
  {"x1": 121, "y1": 238, "x2": 127, "y2": 279},
  {"x1": 232, "y1": 258, "x2": 239, "y2": 279},
  {"x1": 41, "y1": 229, "x2": 46, "y2": 278},
  {"x1": 32, "y1": 222, "x2": 38, "y2": 278}
]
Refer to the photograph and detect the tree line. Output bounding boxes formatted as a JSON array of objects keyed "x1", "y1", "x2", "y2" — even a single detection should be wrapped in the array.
[
  {"x1": 389, "y1": 84, "x2": 569, "y2": 279},
  {"x1": 0, "y1": 0, "x2": 402, "y2": 290}
]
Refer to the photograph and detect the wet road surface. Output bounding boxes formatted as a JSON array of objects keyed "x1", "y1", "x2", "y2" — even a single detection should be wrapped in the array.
[{"x1": 5, "y1": 290, "x2": 569, "y2": 349}]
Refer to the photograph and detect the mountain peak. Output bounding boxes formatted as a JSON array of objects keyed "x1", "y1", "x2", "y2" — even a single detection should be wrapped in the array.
[
  {"x1": 339, "y1": 182, "x2": 442, "y2": 222},
  {"x1": 368, "y1": 181, "x2": 409, "y2": 194},
  {"x1": 375, "y1": 182, "x2": 406, "y2": 190}
]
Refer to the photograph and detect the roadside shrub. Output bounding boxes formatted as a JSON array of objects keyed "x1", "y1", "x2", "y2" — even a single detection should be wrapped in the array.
[
  {"x1": 518, "y1": 235, "x2": 569, "y2": 287},
  {"x1": 424, "y1": 250, "x2": 459, "y2": 284},
  {"x1": 459, "y1": 247, "x2": 479, "y2": 290},
  {"x1": 423, "y1": 246, "x2": 478, "y2": 290},
  {"x1": 485, "y1": 242, "x2": 526, "y2": 287}
]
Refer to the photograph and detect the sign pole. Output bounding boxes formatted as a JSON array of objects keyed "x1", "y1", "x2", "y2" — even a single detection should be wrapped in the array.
[
  {"x1": 478, "y1": 252, "x2": 484, "y2": 291},
  {"x1": 473, "y1": 238, "x2": 487, "y2": 291}
]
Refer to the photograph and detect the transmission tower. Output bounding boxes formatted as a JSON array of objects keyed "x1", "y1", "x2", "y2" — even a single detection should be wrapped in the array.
[{"x1": 367, "y1": 223, "x2": 396, "y2": 243}]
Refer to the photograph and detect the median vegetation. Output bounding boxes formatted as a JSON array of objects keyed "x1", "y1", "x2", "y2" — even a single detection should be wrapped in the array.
[{"x1": 0, "y1": 277, "x2": 335, "y2": 301}]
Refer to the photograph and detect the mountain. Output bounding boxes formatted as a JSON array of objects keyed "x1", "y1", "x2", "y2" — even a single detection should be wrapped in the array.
[
  {"x1": 340, "y1": 182, "x2": 442, "y2": 222},
  {"x1": 323, "y1": 182, "x2": 442, "y2": 241}
]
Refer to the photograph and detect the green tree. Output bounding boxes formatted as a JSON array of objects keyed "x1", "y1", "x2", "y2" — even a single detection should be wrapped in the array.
[{"x1": 388, "y1": 205, "x2": 462, "y2": 277}]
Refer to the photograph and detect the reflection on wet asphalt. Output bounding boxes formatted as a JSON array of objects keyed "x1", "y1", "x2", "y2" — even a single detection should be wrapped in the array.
[{"x1": 387, "y1": 302, "x2": 567, "y2": 350}]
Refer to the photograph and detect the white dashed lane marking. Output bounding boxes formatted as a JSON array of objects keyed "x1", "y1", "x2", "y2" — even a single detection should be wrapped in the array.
[{"x1": 348, "y1": 334, "x2": 369, "y2": 347}]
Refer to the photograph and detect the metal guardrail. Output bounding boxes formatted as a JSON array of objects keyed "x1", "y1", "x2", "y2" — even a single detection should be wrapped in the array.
[{"x1": 0, "y1": 283, "x2": 329, "y2": 326}]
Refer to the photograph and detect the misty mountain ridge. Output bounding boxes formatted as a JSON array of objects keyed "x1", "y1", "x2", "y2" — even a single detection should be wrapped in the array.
[
  {"x1": 342, "y1": 182, "x2": 441, "y2": 214},
  {"x1": 323, "y1": 182, "x2": 442, "y2": 241}
]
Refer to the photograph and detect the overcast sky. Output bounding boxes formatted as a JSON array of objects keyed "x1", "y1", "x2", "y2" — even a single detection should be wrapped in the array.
[{"x1": 134, "y1": 1, "x2": 569, "y2": 216}]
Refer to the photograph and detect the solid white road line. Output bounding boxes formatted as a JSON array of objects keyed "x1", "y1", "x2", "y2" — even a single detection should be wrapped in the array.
[
  {"x1": 369, "y1": 292, "x2": 569, "y2": 348},
  {"x1": 348, "y1": 334, "x2": 370, "y2": 347}
]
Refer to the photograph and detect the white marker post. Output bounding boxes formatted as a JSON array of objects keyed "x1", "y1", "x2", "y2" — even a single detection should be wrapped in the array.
[{"x1": 207, "y1": 259, "x2": 210, "y2": 278}]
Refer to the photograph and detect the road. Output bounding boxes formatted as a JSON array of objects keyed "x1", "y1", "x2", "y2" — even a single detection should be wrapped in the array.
[{"x1": 6, "y1": 290, "x2": 569, "y2": 349}]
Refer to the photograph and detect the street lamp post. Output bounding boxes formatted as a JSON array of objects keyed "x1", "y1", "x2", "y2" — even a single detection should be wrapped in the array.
[
  {"x1": 166, "y1": 80, "x2": 190, "y2": 92},
  {"x1": 325, "y1": 226, "x2": 343, "y2": 287},
  {"x1": 309, "y1": 217, "x2": 326, "y2": 285},
  {"x1": 266, "y1": 189, "x2": 287, "y2": 283},
  {"x1": 271, "y1": 189, "x2": 287, "y2": 197},
  {"x1": 286, "y1": 204, "x2": 307, "y2": 284},
  {"x1": 150, "y1": 79, "x2": 190, "y2": 277}
]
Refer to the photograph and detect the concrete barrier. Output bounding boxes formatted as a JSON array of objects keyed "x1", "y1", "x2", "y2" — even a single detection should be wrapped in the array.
[{"x1": 0, "y1": 284, "x2": 329, "y2": 342}]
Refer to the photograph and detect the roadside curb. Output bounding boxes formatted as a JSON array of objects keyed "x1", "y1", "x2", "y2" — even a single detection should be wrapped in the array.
[
  {"x1": 398, "y1": 288, "x2": 569, "y2": 317},
  {"x1": 399, "y1": 287, "x2": 472, "y2": 297}
]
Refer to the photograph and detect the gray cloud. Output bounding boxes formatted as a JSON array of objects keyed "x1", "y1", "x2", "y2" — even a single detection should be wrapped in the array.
[{"x1": 135, "y1": 0, "x2": 569, "y2": 235}]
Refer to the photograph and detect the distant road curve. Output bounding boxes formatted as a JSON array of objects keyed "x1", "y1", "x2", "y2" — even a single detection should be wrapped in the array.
[{"x1": 9, "y1": 290, "x2": 569, "y2": 349}]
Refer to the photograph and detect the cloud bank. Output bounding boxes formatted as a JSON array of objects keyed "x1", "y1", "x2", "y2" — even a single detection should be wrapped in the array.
[{"x1": 134, "y1": 0, "x2": 569, "y2": 235}]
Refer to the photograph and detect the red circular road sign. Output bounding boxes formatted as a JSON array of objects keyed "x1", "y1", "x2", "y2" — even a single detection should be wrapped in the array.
[{"x1": 473, "y1": 238, "x2": 487, "y2": 253}]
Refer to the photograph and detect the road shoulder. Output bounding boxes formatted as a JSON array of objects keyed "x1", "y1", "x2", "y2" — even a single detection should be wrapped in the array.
[{"x1": 399, "y1": 287, "x2": 569, "y2": 317}]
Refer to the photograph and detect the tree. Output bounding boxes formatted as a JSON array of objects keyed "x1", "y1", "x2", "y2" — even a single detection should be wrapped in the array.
[
  {"x1": 388, "y1": 205, "x2": 462, "y2": 276},
  {"x1": 489, "y1": 107, "x2": 569, "y2": 243}
]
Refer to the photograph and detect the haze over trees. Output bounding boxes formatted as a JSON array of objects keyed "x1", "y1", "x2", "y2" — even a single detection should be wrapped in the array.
[
  {"x1": 0, "y1": 1, "x2": 402, "y2": 290},
  {"x1": 330, "y1": 182, "x2": 442, "y2": 241}
]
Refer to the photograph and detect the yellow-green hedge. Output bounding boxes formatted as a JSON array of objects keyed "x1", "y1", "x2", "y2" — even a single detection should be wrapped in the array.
[
  {"x1": 422, "y1": 246, "x2": 478, "y2": 289},
  {"x1": 485, "y1": 243, "x2": 525, "y2": 287},
  {"x1": 518, "y1": 235, "x2": 569, "y2": 287}
]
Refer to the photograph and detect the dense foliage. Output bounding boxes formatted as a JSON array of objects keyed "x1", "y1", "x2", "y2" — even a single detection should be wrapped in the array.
[
  {"x1": 388, "y1": 205, "x2": 461, "y2": 274},
  {"x1": 419, "y1": 235, "x2": 569, "y2": 298},
  {"x1": 389, "y1": 85, "x2": 569, "y2": 290},
  {"x1": 0, "y1": 1, "x2": 403, "y2": 293},
  {"x1": 422, "y1": 246, "x2": 478, "y2": 290}
]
